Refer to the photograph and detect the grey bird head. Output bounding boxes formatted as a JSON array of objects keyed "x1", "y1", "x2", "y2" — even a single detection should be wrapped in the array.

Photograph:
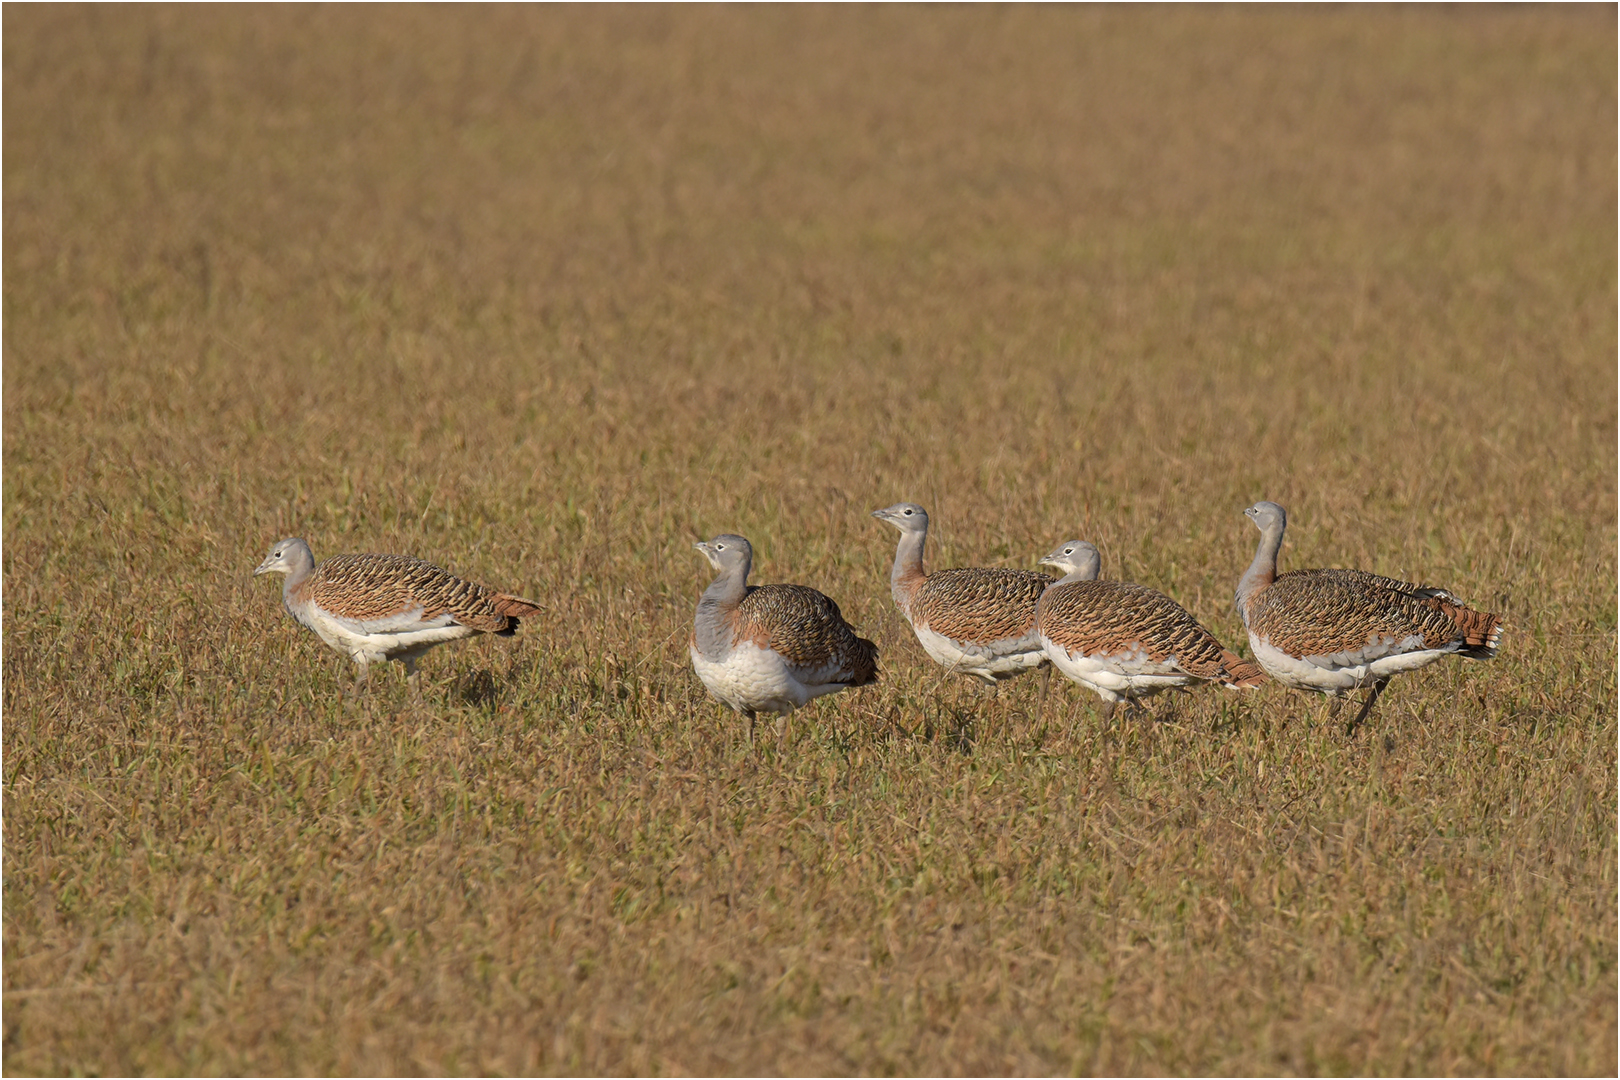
[
  {"x1": 1038, "y1": 540, "x2": 1101, "y2": 581},
  {"x1": 694, "y1": 533, "x2": 753, "y2": 575},
  {"x1": 871, "y1": 502, "x2": 929, "y2": 534},
  {"x1": 1244, "y1": 501, "x2": 1287, "y2": 533},
  {"x1": 255, "y1": 537, "x2": 315, "y2": 578}
]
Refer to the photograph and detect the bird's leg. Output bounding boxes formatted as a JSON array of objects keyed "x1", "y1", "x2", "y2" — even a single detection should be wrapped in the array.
[
  {"x1": 1094, "y1": 697, "x2": 1120, "y2": 754},
  {"x1": 1150, "y1": 694, "x2": 1178, "y2": 726},
  {"x1": 1032, "y1": 664, "x2": 1052, "y2": 728},
  {"x1": 743, "y1": 710, "x2": 756, "y2": 749},
  {"x1": 977, "y1": 676, "x2": 1004, "y2": 739},
  {"x1": 1345, "y1": 678, "x2": 1390, "y2": 737},
  {"x1": 349, "y1": 661, "x2": 371, "y2": 701},
  {"x1": 403, "y1": 657, "x2": 421, "y2": 702},
  {"x1": 775, "y1": 714, "x2": 790, "y2": 754}
]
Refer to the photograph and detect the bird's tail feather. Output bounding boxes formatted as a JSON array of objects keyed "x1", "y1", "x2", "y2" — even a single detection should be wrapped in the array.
[
  {"x1": 1451, "y1": 605, "x2": 1503, "y2": 659},
  {"x1": 1219, "y1": 651, "x2": 1268, "y2": 689}
]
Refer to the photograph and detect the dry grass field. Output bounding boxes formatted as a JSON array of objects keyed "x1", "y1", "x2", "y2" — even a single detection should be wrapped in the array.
[{"x1": 4, "y1": 5, "x2": 1615, "y2": 1075}]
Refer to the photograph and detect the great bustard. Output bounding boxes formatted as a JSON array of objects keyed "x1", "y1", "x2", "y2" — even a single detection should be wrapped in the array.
[
  {"x1": 690, "y1": 533, "x2": 879, "y2": 747},
  {"x1": 870, "y1": 502, "x2": 1053, "y2": 716},
  {"x1": 254, "y1": 537, "x2": 541, "y2": 695},
  {"x1": 1037, "y1": 539, "x2": 1265, "y2": 720},
  {"x1": 1236, "y1": 501, "x2": 1503, "y2": 731}
]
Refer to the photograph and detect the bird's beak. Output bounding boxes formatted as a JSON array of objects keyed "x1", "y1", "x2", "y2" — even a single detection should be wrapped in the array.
[{"x1": 253, "y1": 559, "x2": 271, "y2": 576}]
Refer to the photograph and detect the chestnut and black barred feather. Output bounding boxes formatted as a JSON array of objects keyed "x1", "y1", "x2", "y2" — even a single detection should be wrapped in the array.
[
  {"x1": 907, "y1": 567, "x2": 1053, "y2": 645},
  {"x1": 1040, "y1": 579, "x2": 1265, "y2": 689},
  {"x1": 733, "y1": 584, "x2": 880, "y2": 686},
  {"x1": 301, "y1": 553, "x2": 542, "y2": 634},
  {"x1": 1246, "y1": 568, "x2": 1502, "y2": 662}
]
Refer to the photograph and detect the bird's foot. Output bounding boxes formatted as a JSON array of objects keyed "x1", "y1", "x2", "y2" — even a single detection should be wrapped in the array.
[{"x1": 1344, "y1": 679, "x2": 1389, "y2": 737}]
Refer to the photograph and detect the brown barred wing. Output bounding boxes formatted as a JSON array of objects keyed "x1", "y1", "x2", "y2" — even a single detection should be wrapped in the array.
[
  {"x1": 912, "y1": 567, "x2": 1052, "y2": 643},
  {"x1": 1039, "y1": 580, "x2": 1253, "y2": 685},
  {"x1": 1254, "y1": 569, "x2": 1500, "y2": 660},
  {"x1": 309, "y1": 553, "x2": 537, "y2": 633},
  {"x1": 738, "y1": 584, "x2": 879, "y2": 687}
]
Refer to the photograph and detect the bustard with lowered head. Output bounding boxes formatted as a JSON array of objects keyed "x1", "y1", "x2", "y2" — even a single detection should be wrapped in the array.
[
  {"x1": 1236, "y1": 501, "x2": 1503, "y2": 731},
  {"x1": 1036, "y1": 539, "x2": 1266, "y2": 719},
  {"x1": 254, "y1": 538, "x2": 542, "y2": 694},
  {"x1": 690, "y1": 534, "x2": 879, "y2": 745},
  {"x1": 870, "y1": 502, "x2": 1052, "y2": 686}
]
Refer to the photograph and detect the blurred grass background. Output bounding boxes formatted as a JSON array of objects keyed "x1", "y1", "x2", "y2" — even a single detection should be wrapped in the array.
[{"x1": 4, "y1": 5, "x2": 1615, "y2": 1074}]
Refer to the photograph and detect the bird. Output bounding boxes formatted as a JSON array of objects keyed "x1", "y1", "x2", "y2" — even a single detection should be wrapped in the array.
[
  {"x1": 690, "y1": 533, "x2": 878, "y2": 747},
  {"x1": 253, "y1": 537, "x2": 542, "y2": 695},
  {"x1": 1236, "y1": 501, "x2": 1503, "y2": 732},
  {"x1": 870, "y1": 502, "x2": 1053, "y2": 688},
  {"x1": 1036, "y1": 539, "x2": 1266, "y2": 720}
]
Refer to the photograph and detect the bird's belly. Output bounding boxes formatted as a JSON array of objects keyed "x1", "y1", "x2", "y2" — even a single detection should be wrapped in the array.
[
  {"x1": 1041, "y1": 636, "x2": 1189, "y2": 701},
  {"x1": 1250, "y1": 634, "x2": 1448, "y2": 692},
  {"x1": 913, "y1": 622, "x2": 1045, "y2": 681},
  {"x1": 690, "y1": 642, "x2": 806, "y2": 715},
  {"x1": 301, "y1": 609, "x2": 475, "y2": 665}
]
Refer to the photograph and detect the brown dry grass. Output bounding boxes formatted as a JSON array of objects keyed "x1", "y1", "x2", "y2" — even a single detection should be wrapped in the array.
[{"x1": 4, "y1": 5, "x2": 1615, "y2": 1075}]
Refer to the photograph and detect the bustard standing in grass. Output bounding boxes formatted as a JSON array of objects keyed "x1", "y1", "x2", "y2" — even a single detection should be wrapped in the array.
[
  {"x1": 690, "y1": 533, "x2": 879, "y2": 747},
  {"x1": 1036, "y1": 539, "x2": 1266, "y2": 720},
  {"x1": 254, "y1": 537, "x2": 542, "y2": 696},
  {"x1": 1236, "y1": 501, "x2": 1503, "y2": 731},
  {"x1": 870, "y1": 502, "x2": 1053, "y2": 704}
]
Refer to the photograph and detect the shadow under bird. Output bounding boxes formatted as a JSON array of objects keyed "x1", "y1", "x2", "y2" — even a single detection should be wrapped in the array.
[
  {"x1": 870, "y1": 502, "x2": 1054, "y2": 689},
  {"x1": 1235, "y1": 501, "x2": 1503, "y2": 732},
  {"x1": 254, "y1": 537, "x2": 542, "y2": 695},
  {"x1": 689, "y1": 533, "x2": 879, "y2": 747},
  {"x1": 1036, "y1": 539, "x2": 1266, "y2": 720}
]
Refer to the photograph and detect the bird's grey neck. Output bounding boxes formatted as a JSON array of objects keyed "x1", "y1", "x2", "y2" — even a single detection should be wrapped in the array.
[
  {"x1": 694, "y1": 567, "x2": 747, "y2": 658},
  {"x1": 1235, "y1": 522, "x2": 1283, "y2": 618},
  {"x1": 889, "y1": 529, "x2": 927, "y2": 605},
  {"x1": 280, "y1": 548, "x2": 316, "y2": 600},
  {"x1": 700, "y1": 562, "x2": 748, "y2": 607}
]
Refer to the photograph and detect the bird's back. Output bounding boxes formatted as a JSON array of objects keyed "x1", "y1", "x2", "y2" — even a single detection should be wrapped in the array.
[
  {"x1": 736, "y1": 584, "x2": 879, "y2": 686},
  {"x1": 1247, "y1": 568, "x2": 1501, "y2": 660},
  {"x1": 1041, "y1": 579, "x2": 1262, "y2": 686},
  {"x1": 300, "y1": 553, "x2": 539, "y2": 633},
  {"x1": 909, "y1": 567, "x2": 1051, "y2": 644}
]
